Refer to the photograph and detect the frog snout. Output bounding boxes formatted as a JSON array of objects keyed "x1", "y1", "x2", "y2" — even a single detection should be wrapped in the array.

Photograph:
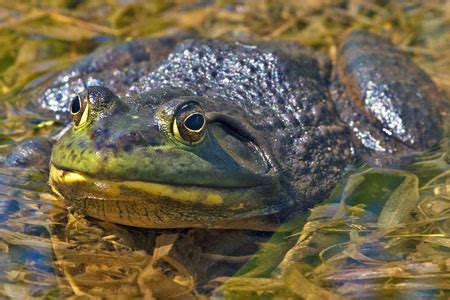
[{"x1": 109, "y1": 128, "x2": 164, "y2": 152}]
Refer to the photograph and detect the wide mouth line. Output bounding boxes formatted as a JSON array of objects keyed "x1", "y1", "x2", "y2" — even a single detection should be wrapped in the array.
[{"x1": 49, "y1": 163, "x2": 269, "y2": 190}]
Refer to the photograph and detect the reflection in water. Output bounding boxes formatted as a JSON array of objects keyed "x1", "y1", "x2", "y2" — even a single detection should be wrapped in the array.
[
  {"x1": 0, "y1": 157, "x2": 274, "y2": 298},
  {"x1": 0, "y1": 139, "x2": 449, "y2": 298},
  {"x1": 0, "y1": 168, "x2": 59, "y2": 297},
  {"x1": 219, "y1": 154, "x2": 450, "y2": 299}
]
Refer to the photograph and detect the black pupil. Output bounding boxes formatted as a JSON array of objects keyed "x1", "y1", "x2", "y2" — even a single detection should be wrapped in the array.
[
  {"x1": 184, "y1": 113, "x2": 205, "y2": 131},
  {"x1": 71, "y1": 96, "x2": 81, "y2": 114}
]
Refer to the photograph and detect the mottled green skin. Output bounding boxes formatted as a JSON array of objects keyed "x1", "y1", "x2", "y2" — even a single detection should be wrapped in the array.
[
  {"x1": 32, "y1": 31, "x2": 444, "y2": 229},
  {"x1": 49, "y1": 87, "x2": 292, "y2": 229},
  {"x1": 52, "y1": 88, "x2": 273, "y2": 190}
]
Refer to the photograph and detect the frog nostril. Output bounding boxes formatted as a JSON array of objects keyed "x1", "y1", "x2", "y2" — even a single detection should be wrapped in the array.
[
  {"x1": 123, "y1": 131, "x2": 145, "y2": 143},
  {"x1": 116, "y1": 129, "x2": 163, "y2": 151}
]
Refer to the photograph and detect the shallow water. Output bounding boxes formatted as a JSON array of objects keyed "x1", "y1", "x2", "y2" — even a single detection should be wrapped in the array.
[{"x1": 0, "y1": 1, "x2": 449, "y2": 298}]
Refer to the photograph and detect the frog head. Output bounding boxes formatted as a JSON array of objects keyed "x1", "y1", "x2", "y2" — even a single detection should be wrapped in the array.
[{"x1": 49, "y1": 86, "x2": 291, "y2": 229}]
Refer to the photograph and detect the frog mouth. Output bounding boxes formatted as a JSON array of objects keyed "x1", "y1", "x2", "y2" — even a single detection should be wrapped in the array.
[
  {"x1": 49, "y1": 163, "x2": 229, "y2": 206},
  {"x1": 48, "y1": 163, "x2": 289, "y2": 230}
]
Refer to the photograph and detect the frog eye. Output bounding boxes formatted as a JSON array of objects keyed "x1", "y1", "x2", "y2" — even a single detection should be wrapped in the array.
[
  {"x1": 184, "y1": 113, "x2": 205, "y2": 131},
  {"x1": 70, "y1": 93, "x2": 90, "y2": 128},
  {"x1": 173, "y1": 102, "x2": 206, "y2": 144}
]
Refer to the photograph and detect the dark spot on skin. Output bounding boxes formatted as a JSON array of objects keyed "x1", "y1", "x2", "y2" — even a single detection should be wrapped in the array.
[
  {"x1": 147, "y1": 135, "x2": 161, "y2": 146},
  {"x1": 91, "y1": 127, "x2": 110, "y2": 140},
  {"x1": 106, "y1": 143, "x2": 119, "y2": 156},
  {"x1": 95, "y1": 140, "x2": 103, "y2": 151},
  {"x1": 123, "y1": 144, "x2": 134, "y2": 152}
]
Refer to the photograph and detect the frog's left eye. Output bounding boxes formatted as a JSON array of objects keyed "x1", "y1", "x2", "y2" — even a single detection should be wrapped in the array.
[
  {"x1": 173, "y1": 102, "x2": 206, "y2": 144},
  {"x1": 70, "y1": 93, "x2": 90, "y2": 128}
]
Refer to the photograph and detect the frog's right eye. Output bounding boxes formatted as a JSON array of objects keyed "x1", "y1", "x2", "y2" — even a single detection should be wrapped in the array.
[
  {"x1": 172, "y1": 102, "x2": 206, "y2": 144},
  {"x1": 70, "y1": 93, "x2": 90, "y2": 128}
]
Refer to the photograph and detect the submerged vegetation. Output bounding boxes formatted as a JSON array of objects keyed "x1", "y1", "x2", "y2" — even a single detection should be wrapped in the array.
[{"x1": 0, "y1": 0, "x2": 449, "y2": 298}]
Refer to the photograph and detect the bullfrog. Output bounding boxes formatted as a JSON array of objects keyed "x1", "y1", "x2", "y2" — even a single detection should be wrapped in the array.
[{"x1": 13, "y1": 30, "x2": 444, "y2": 231}]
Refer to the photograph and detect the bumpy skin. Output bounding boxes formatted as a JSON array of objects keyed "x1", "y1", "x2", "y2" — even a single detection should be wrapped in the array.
[
  {"x1": 36, "y1": 35, "x2": 189, "y2": 121},
  {"x1": 332, "y1": 30, "x2": 443, "y2": 166},
  {"x1": 126, "y1": 39, "x2": 353, "y2": 207},
  {"x1": 40, "y1": 31, "x2": 443, "y2": 230}
]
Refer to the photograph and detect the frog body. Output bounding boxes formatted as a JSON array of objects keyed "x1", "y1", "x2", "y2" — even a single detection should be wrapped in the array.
[{"x1": 25, "y1": 30, "x2": 443, "y2": 230}]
